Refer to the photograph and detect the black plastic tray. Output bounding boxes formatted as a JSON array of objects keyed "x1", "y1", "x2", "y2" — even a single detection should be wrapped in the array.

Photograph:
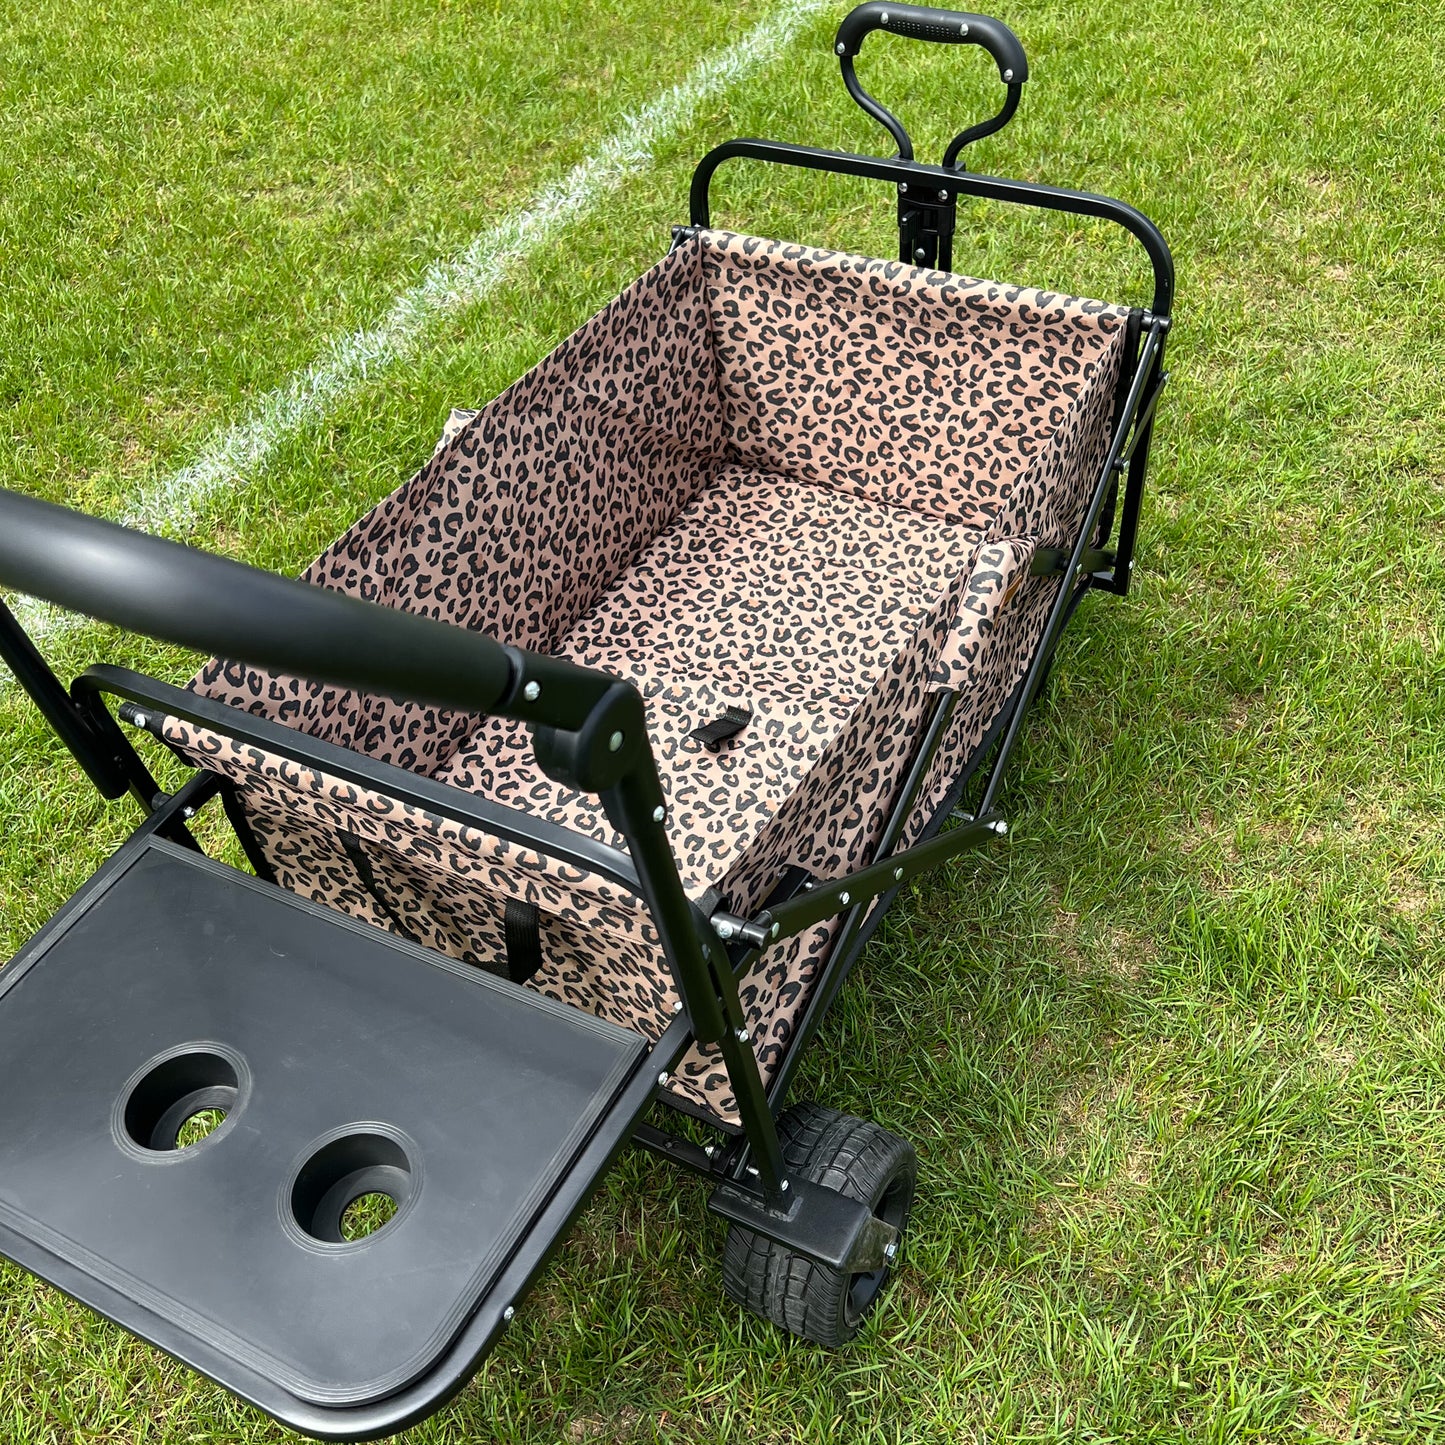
[{"x1": 0, "y1": 838, "x2": 648, "y2": 1415}]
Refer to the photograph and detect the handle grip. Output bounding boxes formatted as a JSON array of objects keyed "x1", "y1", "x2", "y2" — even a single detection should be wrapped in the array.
[
  {"x1": 0, "y1": 487, "x2": 616, "y2": 730},
  {"x1": 836, "y1": 4, "x2": 1028, "y2": 83}
]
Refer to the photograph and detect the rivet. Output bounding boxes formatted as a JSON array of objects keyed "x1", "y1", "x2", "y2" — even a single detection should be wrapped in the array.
[
  {"x1": 652, "y1": 804, "x2": 666, "y2": 822},
  {"x1": 502, "y1": 1305, "x2": 515, "y2": 1322},
  {"x1": 993, "y1": 820, "x2": 1009, "y2": 836},
  {"x1": 959, "y1": 21, "x2": 969, "y2": 35},
  {"x1": 879, "y1": 9, "x2": 889, "y2": 21},
  {"x1": 737, "y1": 1027, "x2": 749, "y2": 1043},
  {"x1": 836, "y1": 40, "x2": 846, "y2": 53},
  {"x1": 523, "y1": 680, "x2": 540, "y2": 702},
  {"x1": 716, "y1": 920, "x2": 735, "y2": 941},
  {"x1": 938, "y1": 189, "x2": 949, "y2": 201},
  {"x1": 133, "y1": 713, "x2": 148, "y2": 729},
  {"x1": 181, "y1": 807, "x2": 195, "y2": 820},
  {"x1": 898, "y1": 181, "x2": 908, "y2": 194},
  {"x1": 893, "y1": 866, "x2": 904, "y2": 881},
  {"x1": 839, "y1": 891, "x2": 851, "y2": 906},
  {"x1": 657, "y1": 1071, "x2": 670, "y2": 1086},
  {"x1": 770, "y1": 922, "x2": 780, "y2": 939},
  {"x1": 673, "y1": 999, "x2": 685, "y2": 1012},
  {"x1": 1003, "y1": 67, "x2": 1014, "y2": 80},
  {"x1": 608, "y1": 730, "x2": 624, "y2": 752},
  {"x1": 780, "y1": 1179, "x2": 790, "y2": 1192}
]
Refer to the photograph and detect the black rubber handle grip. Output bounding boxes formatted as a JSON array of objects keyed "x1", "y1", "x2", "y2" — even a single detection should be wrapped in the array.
[
  {"x1": 0, "y1": 487, "x2": 525, "y2": 716},
  {"x1": 835, "y1": 4, "x2": 1028, "y2": 82}
]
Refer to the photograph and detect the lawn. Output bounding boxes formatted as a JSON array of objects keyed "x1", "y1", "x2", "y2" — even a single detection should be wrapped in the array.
[{"x1": 0, "y1": 0, "x2": 1442, "y2": 1440}]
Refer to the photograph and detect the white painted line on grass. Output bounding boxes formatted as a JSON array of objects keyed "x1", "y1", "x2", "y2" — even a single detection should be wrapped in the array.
[{"x1": 6, "y1": 0, "x2": 826, "y2": 661}]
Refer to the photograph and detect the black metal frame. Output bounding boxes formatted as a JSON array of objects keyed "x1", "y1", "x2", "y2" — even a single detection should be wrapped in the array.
[{"x1": 0, "y1": 5, "x2": 1172, "y2": 1429}]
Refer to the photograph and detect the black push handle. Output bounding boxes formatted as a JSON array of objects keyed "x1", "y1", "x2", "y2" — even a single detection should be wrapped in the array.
[
  {"x1": 0, "y1": 488, "x2": 617, "y2": 730},
  {"x1": 836, "y1": 4, "x2": 1028, "y2": 84}
]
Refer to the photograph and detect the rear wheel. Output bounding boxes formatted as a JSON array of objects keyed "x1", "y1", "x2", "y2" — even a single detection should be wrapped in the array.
[{"x1": 721, "y1": 1103, "x2": 917, "y2": 1347}]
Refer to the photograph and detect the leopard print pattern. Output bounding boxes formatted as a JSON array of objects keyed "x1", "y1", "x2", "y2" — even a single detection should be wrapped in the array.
[{"x1": 163, "y1": 230, "x2": 1130, "y2": 1125}]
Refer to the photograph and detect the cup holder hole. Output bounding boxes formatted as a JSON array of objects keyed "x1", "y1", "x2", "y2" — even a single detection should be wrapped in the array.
[
  {"x1": 122, "y1": 1048, "x2": 242, "y2": 1153},
  {"x1": 291, "y1": 1132, "x2": 413, "y2": 1246}
]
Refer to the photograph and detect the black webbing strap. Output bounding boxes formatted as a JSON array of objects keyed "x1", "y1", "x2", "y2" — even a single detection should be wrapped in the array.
[
  {"x1": 336, "y1": 829, "x2": 422, "y2": 945},
  {"x1": 503, "y1": 898, "x2": 544, "y2": 984},
  {"x1": 689, "y1": 704, "x2": 753, "y2": 752}
]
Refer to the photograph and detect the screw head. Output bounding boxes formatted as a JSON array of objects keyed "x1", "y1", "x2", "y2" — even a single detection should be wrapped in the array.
[
  {"x1": 1003, "y1": 67, "x2": 1014, "y2": 81},
  {"x1": 673, "y1": 998, "x2": 685, "y2": 1012},
  {"x1": 780, "y1": 1179, "x2": 790, "y2": 1192},
  {"x1": 522, "y1": 680, "x2": 540, "y2": 702},
  {"x1": 894, "y1": 866, "x2": 904, "y2": 881},
  {"x1": 716, "y1": 920, "x2": 735, "y2": 940},
  {"x1": 657, "y1": 1071, "x2": 670, "y2": 1086},
  {"x1": 839, "y1": 891, "x2": 851, "y2": 906},
  {"x1": 959, "y1": 21, "x2": 969, "y2": 35},
  {"x1": 652, "y1": 804, "x2": 665, "y2": 822},
  {"x1": 938, "y1": 189, "x2": 949, "y2": 201},
  {"x1": 993, "y1": 819, "x2": 1009, "y2": 836},
  {"x1": 898, "y1": 181, "x2": 908, "y2": 194},
  {"x1": 608, "y1": 730, "x2": 624, "y2": 752},
  {"x1": 133, "y1": 713, "x2": 148, "y2": 729},
  {"x1": 885, "y1": 1241, "x2": 898, "y2": 1260},
  {"x1": 181, "y1": 806, "x2": 195, "y2": 820},
  {"x1": 879, "y1": 10, "x2": 890, "y2": 22},
  {"x1": 770, "y1": 922, "x2": 780, "y2": 939},
  {"x1": 502, "y1": 1305, "x2": 515, "y2": 1322},
  {"x1": 836, "y1": 39, "x2": 846, "y2": 53},
  {"x1": 737, "y1": 1027, "x2": 750, "y2": 1043}
]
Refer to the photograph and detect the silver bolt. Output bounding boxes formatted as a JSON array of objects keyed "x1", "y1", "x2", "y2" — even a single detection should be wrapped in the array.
[
  {"x1": 894, "y1": 866, "x2": 904, "y2": 881},
  {"x1": 938, "y1": 189, "x2": 949, "y2": 201},
  {"x1": 780, "y1": 1179, "x2": 790, "y2": 1192},
  {"x1": 673, "y1": 999, "x2": 685, "y2": 1012},
  {"x1": 704, "y1": 1144, "x2": 716, "y2": 1158},
  {"x1": 839, "y1": 891, "x2": 851, "y2": 906},
  {"x1": 652, "y1": 804, "x2": 666, "y2": 822},
  {"x1": 770, "y1": 922, "x2": 780, "y2": 940},
  {"x1": 1129, "y1": 559, "x2": 1136, "y2": 570},
  {"x1": 181, "y1": 807, "x2": 195, "y2": 820},
  {"x1": 522, "y1": 680, "x2": 540, "y2": 702},
  {"x1": 716, "y1": 920, "x2": 736, "y2": 941},
  {"x1": 879, "y1": 10, "x2": 890, "y2": 22},
  {"x1": 657, "y1": 1071, "x2": 670, "y2": 1086},
  {"x1": 836, "y1": 40, "x2": 846, "y2": 53},
  {"x1": 736, "y1": 1027, "x2": 749, "y2": 1043},
  {"x1": 898, "y1": 181, "x2": 908, "y2": 194},
  {"x1": 1003, "y1": 67, "x2": 1014, "y2": 81},
  {"x1": 608, "y1": 730, "x2": 624, "y2": 752},
  {"x1": 959, "y1": 21, "x2": 969, "y2": 35},
  {"x1": 133, "y1": 713, "x2": 148, "y2": 729},
  {"x1": 992, "y1": 819, "x2": 1009, "y2": 835},
  {"x1": 885, "y1": 1241, "x2": 898, "y2": 1260},
  {"x1": 502, "y1": 1305, "x2": 515, "y2": 1322}
]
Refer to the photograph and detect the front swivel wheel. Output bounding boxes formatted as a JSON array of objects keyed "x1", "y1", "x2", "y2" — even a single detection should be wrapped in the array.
[{"x1": 722, "y1": 1102, "x2": 917, "y2": 1347}]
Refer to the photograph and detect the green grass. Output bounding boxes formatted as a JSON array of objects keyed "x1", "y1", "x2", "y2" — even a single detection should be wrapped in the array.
[{"x1": 1, "y1": 0, "x2": 1442, "y2": 1439}]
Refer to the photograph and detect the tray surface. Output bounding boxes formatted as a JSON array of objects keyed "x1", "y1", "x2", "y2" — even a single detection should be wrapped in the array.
[{"x1": 0, "y1": 840, "x2": 647, "y2": 1407}]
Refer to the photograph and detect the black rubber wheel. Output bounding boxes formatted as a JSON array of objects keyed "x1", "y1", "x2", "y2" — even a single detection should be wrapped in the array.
[{"x1": 721, "y1": 1103, "x2": 917, "y2": 1348}]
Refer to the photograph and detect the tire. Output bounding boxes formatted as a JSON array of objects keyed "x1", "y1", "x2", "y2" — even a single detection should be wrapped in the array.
[{"x1": 721, "y1": 1103, "x2": 917, "y2": 1348}]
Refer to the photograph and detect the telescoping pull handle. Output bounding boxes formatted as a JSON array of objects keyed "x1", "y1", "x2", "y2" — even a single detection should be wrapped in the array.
[
  {"x1": 833, "y1": 4, "x2": 1029, "y2": 168},
  {"x1": 835, "y1": 3, "x2": 1028, "y2": 85}
]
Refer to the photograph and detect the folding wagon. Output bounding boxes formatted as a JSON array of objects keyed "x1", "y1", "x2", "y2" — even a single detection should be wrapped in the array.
[{"x1": 0, "y1": 6, "x2": 1172, "y2": 1437}]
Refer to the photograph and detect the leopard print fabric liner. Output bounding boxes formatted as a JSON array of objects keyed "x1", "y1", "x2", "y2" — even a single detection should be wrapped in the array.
[{"x1": 161, "y1": 230, "x2": 1129, "y2": 1125}]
